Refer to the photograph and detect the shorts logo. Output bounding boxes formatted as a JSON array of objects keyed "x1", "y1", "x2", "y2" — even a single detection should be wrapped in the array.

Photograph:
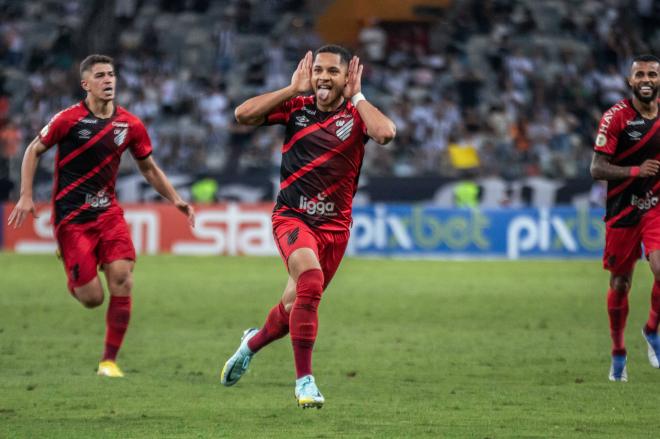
[
  {"x1": 71, "y1": 264, "x2": 80, "y2": 282},
  {"x1": 114, "y1": 128, "x2": 128, "y2": 146},
  {"x1": 287, "y1": 227, "x2": 299, "y2": 245},
  {"x1": 336, "y1": 118, "x2": 353, "y2": 141}
]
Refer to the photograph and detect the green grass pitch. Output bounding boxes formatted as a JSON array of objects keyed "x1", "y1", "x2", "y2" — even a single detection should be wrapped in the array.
[{"x1": 1, "y1": 253, "x2": 659, "y2": 438}]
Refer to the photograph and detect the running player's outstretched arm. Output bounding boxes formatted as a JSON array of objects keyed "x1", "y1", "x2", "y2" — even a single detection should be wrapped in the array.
[
  {"x1": 235, "y1": 51, "x2": 314, "y2": 126},
  {"x1": 590, "y1": 152, "x2": 660, "y2": 180},
  {"x1": 136, "y1": 156, "x2": 195, "y2": 227},
  {"x1": 343, "y1": 56, "x2": 396, "y2": 145},
  {"x1": 7, "y1": 137, "x2": 48, "y2": 228}
]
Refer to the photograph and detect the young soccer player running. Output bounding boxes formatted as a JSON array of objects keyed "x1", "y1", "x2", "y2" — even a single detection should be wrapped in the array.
[
  {"x1": 220, "y1": 45, "x2": 396, "y2": 408},
  {"x1": 590, "y1": 54, "x2": 660, "y2": 382},
  {"x1": 7, "y1": 54, "x2": 195, "y2": 377}
]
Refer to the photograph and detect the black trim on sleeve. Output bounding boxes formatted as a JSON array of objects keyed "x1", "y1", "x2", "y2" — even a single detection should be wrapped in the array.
[{"x1": 135, "y1": 151, "x2": 153, "y2": 161}]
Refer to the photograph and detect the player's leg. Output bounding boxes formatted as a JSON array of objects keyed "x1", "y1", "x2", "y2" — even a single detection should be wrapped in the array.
[
  {"x1": 57, "y1": 223, "x2": 105, "y2": 307},
  {"x1": 603, "y1": 224, "x2": 640, "y2": 382},
  {"x1": 640, "y1": 209, "x2": 660, "y2": 368},
  {"x1": 289, "y1": 229, "x2": 349, "y2": 409},
  {"x1": 643, "y1": 251, "x2": 660, "y2": 368},
  {"x1": 96, "y1": 215, "x2": 136, "y2": 377},
  {"x1": 246, "y1": 276, "x2": 295, "y2": 352}
]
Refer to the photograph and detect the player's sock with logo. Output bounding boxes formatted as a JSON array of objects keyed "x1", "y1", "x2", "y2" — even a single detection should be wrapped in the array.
[
  {"x1": 102, "y1": 295, "x2": 131, "y2": 361},
  {"x1": 644, "y1": 281, "x2": 660, "y2": 334},
  {"x1": 607, "y1": 288, "x2": 629, "y2": 355},
  {"x1": 290, "y1": 269, "x2": 324, "y2": 378},
  {"x1": 247, "y1": 302, "x2": 290, "y2": 352}
]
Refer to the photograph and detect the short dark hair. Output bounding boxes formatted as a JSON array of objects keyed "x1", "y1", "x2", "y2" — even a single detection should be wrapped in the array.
[
  {"x1": 632, "y1": 54, "x2": 660, "y2": 64},
  {"x1": 314, "y1": 44, "x2": 351, "y2": 65},
  {"x1": 79, "y1": 54, "x2": 114, "y2": 78}
]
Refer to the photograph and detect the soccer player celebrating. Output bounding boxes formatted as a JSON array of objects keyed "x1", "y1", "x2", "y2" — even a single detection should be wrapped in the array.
[
  {"x1": 590, "y1": 54, "x2": 660, "y2": 382},
  {"x1": 7, "y1": 54, "x2": 194, "y2": 377},
  {"x1": 220, "y1": 45, "x2": 395, "y2": 408}
]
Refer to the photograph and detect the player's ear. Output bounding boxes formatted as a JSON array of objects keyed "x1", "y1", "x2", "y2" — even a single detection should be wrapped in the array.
[{"x1": 81, "y1": 79, "x2": 89, "y2": 92}]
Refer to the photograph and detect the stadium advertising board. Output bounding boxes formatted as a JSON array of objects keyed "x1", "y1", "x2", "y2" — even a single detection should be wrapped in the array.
[{"x1": 1, "y1": 203, "x2": 604, "y2": 259}]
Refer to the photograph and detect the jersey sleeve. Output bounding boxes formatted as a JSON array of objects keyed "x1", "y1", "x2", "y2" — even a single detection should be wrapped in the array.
[
  {"x1": 39, "y1": 110, "x2": 70, "y2": 149},
  {"x1": 263, "y1": 97, "x2": 298, "y2": 126},
  {"x1": 593, "y1": 111, "x2": 623, "y2": 156},
  {"x1": 128, "y1": 119, "x2": 153, "y2": 160}
]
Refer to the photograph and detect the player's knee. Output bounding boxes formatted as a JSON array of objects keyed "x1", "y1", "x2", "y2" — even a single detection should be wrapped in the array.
[
  {"x1": 295, "y1": 269, "x2": 324, "y2": 302},
  {"x1": 109, "y1": 271, "x2": 133, "y2": 294},
  {"x1": 79, "y1": 292, "x2": 104, "y2": 308},
  {"x1": 610, "y1": 276, "x2": 631, "y2": 294}
]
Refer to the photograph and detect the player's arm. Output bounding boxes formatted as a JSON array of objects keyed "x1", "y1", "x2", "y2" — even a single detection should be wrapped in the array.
[
  {"x1": 7, "y1": 137, "x2": 48, "y2": 228},
  {"x1": 343, "y1": 56, "x2": 396, "y2": 145},
  {"x1": 234, "y1": 51, "x2": 313, "y2": 126},
  {"x1": 590, "y1": 152, "x2": 660, "y2": 180},
  {"x1": 136, "y1": 156, "x2": 195, "y2": 227}
]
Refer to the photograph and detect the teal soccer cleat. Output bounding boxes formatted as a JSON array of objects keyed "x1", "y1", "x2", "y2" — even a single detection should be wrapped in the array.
[
  {"x1": 221, "y1": 328, "x2": 259, "y2": 386},
  {"x1": 642, "y1": 329, "x2": 660, "y2": 368},
  {"x1": 608, "y1": 354, "x2": 628, "y2": 382},
  {"x1": 295, "y1": 375, "x2": 325, "y2": 409}
]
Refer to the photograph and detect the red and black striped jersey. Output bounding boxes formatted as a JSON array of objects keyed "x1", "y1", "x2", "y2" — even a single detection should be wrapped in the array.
[
  {"x1": 594, "y1": 98, "x2": 660, "y2": 227},
  {"x1": 39, "y1": 101, "x2": 153, "y2": 227},
  {"x1": 265, "y1": 95, "x2": 369, "y2": 232}
]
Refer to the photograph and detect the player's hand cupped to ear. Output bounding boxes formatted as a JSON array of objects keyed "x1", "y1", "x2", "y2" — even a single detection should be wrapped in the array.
[{"x1": 343, "y1": 56, "x2": 363, "y2": 99}]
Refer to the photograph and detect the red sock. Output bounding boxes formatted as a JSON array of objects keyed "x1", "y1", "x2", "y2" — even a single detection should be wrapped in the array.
[
  {"x1": 607, "y1": 288, "x2": 629, "y2": 356},
  {"x1": 645, "y1": 281, "x2": 660, "y2": 334},
  {"x1": 247, "y1": 302, "x2": 290, "y2": 352},
  {"x1": 103, "y1": 295, "x2": 131, "y2": 361},
  {"x1": 290, "y1": 269, "x2": 324, "y2": 378}
]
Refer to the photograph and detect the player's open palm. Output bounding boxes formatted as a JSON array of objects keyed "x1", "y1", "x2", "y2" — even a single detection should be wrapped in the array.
[
  {"x1": 7, "y1": 196, "x2": 38, "y2": 228},
  {"x1": 639, "y1": 159, "x2": 660, "y2": 177},
  {"x1": 291, "y1": 51, "x2": 313, "y2": 94},
  {"x1": 343, "y1": 56, "x2": 363, "y2": 99}
]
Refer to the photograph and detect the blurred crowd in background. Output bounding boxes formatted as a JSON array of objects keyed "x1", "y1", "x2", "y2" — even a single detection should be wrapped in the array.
[{"x1": 0, "y1": 0, "x2": 659, "y2": 202}]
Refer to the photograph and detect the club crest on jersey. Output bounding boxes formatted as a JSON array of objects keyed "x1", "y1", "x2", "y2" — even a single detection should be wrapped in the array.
[
  {"x1": 114, "y1": 128, "x2": 128, "y2": 146},
  {"x1": 336, "y1": 118, "x2": 353, "y2": 141}
]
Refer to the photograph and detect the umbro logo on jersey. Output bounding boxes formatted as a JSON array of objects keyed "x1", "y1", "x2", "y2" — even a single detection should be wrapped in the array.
[
  {"x1": 78, "y1": 129, "x2": 92, "y2": 139},
  {"x1": 628, "y1": 130, "x2": 642, "y2": 139},
  {"x1": 336, "y1": 118, "x2": 353, "y2": 141},
  {"x1": 295, "y1": 115, "x2": 310, "y2": 127},
  {"x1": 114, "y1": 128, "x2": 128, "y2": 146}
]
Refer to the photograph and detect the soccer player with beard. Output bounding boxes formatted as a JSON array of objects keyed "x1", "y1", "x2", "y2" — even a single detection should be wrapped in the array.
[
  {"x1": 220, "y1": 45, "x2": 396, "y2": 408},
  {"x1": 7, "y1": 54, "x2": 194, "y2": 377},
  {"x1": 590, "y1": 54, "x2": 660, "y2": 381}
]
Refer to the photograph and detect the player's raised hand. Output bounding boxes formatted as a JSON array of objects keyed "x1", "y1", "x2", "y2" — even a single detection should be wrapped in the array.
[
  {"x1": 291, "y1": 51, "x2": 313, "y2": 94},
  {"x1": 639, "y1": 159, "x2": 660, "y2": 177},
  {"x1": 7, "y1": 196, "x2": 38, "y2": 229},
  {"x1": 343, "y1": 56, "x2": 363, "y2": 100},
  {"x1": 175, "y1": 200, "x2": 195, "y2": 228}
]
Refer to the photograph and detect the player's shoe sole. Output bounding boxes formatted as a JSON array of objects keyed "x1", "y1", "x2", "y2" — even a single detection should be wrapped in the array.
[
  {"x1": 97, "y1": 360, "x2": 124, "y2": 378},
  {"x1": 642, "y1": 329, "x2": 660, "y2": 368},
  {"x1": 295, "y1": 375, "x2": 324, "y2": 409},
  {"x1": 220, "y1": 328, "x2": 258, "y2": 386},
  {"x1": 608, "y1": 354, "x2": 627, "y2": 382}
]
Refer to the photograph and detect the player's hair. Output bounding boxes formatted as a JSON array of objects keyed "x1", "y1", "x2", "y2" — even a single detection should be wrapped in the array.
[
  {"x1": 314, "y1": 44, "x2": 352, "y2": 66},
  {"x1": 632, "y1": 54, "x2": 660, "y2": 64},
  {"x1": 79, "y1": 54, "x2": 114, "y2": 78}
]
